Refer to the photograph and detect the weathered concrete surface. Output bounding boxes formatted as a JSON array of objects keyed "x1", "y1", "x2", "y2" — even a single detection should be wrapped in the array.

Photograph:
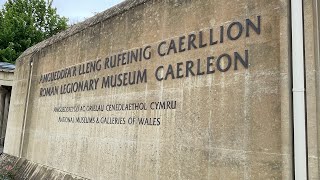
[
  {"x1": 304, "y1": 1, "x2": 320, "y2": 179},
  {"x1": 3, "y1": 0, "x2": 298, "y2": 179},
  {"x1": 0, "y1": 153, "x2": 86, "y2": 179},
  {"x1": 0, "y1": 71, "x2": 14, "y2": 87}
]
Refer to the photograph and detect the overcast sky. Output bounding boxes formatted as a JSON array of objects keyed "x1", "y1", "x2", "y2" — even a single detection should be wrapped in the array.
[{"x1": 0, "y1": 0, "x2": 125, "y2": 24}]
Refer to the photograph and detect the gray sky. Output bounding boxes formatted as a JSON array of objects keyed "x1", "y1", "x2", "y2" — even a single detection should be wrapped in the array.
[{"x1": 0, "y1": 0, "x2": 125, "y2": 24}]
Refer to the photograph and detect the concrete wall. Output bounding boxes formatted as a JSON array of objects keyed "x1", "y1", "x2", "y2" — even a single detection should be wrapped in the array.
[
  {"x1": 0, "y1": 71, "x2": 14, "y2": 87},
  {"x1": 3, "y1": 0, "x2": 301, "y2": 179},
  {"x1": 304, "y1": 1, "x2": 320, "y2": 179},
  {"x1": 5, "y1": 54, "x2": 31, "y2": 157}
]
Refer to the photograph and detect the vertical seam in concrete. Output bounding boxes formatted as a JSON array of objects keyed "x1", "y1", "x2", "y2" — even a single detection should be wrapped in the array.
[
  {"x1": 287, "y1": 0, "x2": 294, "y2": 179},
  {"x1": 300, "y1": 1, "x2": 310, "y2": 178},
  {"x1": 302, "y1": 1, "x2": 310, "y2": 178},
  {"x1": 19, "y1": 53, "x2": 35, "y2": 157}
]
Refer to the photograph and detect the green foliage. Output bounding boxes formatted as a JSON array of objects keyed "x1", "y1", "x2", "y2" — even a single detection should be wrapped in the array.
[
  {"x1": 0, "y1": 0, "x2": 68, "y2": 63},
  {"x1": 0, "y1": 173, "x2": 14, "y2": 180},
  {"x1": 0, "y1": 165, "x2": 14, "y2": 180}
]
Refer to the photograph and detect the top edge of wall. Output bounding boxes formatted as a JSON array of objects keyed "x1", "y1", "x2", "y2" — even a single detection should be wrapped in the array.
[{"x1": 17, "y1": 0, "x2": 150, "y2": 61}]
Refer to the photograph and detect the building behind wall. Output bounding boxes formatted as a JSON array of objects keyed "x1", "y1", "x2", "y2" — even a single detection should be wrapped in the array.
[
  {"x1": 1, "y1": 0, "x2": 320, "y2": 179},
  {"x1": 0, "y1": 62, "x2": 14, "y2": 153}
]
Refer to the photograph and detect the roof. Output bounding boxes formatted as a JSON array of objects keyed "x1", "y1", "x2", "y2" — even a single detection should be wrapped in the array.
[{"x1": 0, "y1": 62, "x2": 15, "y2": 72}]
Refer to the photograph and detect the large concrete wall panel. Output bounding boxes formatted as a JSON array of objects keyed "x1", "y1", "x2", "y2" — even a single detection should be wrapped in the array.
[
  {"x1": 304, "y1": 1, "x2": 320, "y2": 179},
  {"x1": 4, "y1": 54, "x2": 33, "y2": 156},
  {"x1": 5, "y1": 0, "x2": 294, "y2": 179}
]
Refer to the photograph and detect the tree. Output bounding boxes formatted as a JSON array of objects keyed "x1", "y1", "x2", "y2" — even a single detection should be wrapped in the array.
[{"x1": 0, "y1": 0, "x2": 68, "y2": 63}]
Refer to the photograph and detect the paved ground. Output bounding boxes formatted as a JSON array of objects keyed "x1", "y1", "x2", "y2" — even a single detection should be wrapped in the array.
[{"x1": 0, "y1": 153, "x2": 87, "y2": 179}]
